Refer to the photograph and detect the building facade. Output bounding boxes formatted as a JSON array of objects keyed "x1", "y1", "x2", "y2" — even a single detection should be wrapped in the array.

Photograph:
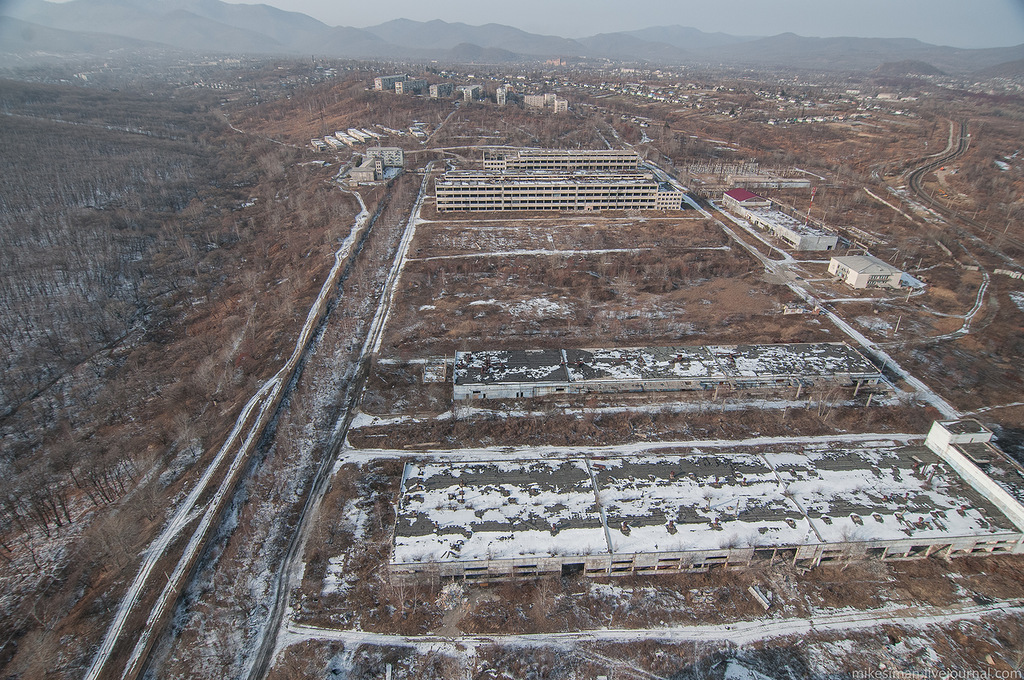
[
  {"x1": 374, "y1": 74, "x2": 407, "y2": 91},
  {"x1": 457, "y1": 85, "x2": 480, "y2": 101},
  {"x1": 435, "y1": 171, "x2": 678, "y2": 212},
  {"x1": 723, "y1": 189, "x2": 837, "y2": 251},
  {"x1": 429, "y1": 82, "x2": 455, "y2": 99},
  {"x1": 829, "y1": 255, "x2": 903, "y2": 288},
  {"x1": 483, "y1": 149, "x2": 641, "y2": 173},
  {"x1": 366, "y1": 146, "x2": 405, "y2": 168},
  {"x1": 452, "y1": 343, "x2": 884, "y2": 401},
  {"x1": 395, "y1": 79, "x2": 427, "y2": 95}
]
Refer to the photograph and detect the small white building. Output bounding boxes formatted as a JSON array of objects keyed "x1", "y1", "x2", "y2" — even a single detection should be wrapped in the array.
[{"x1": 829, "y1": 255, "x2": 903, "y2": 289}]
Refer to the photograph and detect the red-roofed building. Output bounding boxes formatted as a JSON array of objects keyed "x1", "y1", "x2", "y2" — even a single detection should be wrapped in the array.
[{"x1": 723, "y1": 188, "x2": 770, "y2": 211}]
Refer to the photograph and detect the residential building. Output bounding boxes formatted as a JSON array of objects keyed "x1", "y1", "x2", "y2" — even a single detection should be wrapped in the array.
[
  {"x1": 553, "y1": 97, "x2": 569, "y2": 113},
  {"x1": 457, "y1": 85, "x2": 480, "y2": 102},
  {"x1": 524, "y1": 94, "x2": 546, "y2": 108},
  {"x1": 366, "y1": 146, "x2": 404, "y2": 168},
  {"x1": 496, "y1": 86, "x2": 508, "y2": 106},
  {"x1": 373, "y1": 74, "x2": 407, "y2": 91},
  {"x1": 429, "y1": 82, "x2": 455, "y2": 99},
  {"x1": 829, "y1": 255, "x2": 904, "y2": 288},
  {"x1": 395, "y1": 79, "x2": 427, "y2": 95}
]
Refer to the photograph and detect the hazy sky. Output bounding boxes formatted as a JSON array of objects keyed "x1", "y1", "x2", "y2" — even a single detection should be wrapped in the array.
[{"x1": 220, "y1": 0, "x2": 1024, "y2": 48}]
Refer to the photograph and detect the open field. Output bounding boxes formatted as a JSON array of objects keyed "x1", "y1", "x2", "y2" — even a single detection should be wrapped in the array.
[{"x1": 379, "y1": 212, "x2": 834, "y2": 360}]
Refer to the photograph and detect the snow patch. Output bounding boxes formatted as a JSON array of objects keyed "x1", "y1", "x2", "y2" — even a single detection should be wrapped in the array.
[{"x1": 1010, "y1": 292, "x2": 1024, "y2": 314}]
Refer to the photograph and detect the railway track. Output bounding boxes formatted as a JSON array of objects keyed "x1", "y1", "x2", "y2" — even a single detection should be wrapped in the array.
[
  {"x1": 244, "y1": 162, "x2": 437, "y2": 680},
  {"x1": 905, "y1": 120, "x2": 1024, "y2": 252}
]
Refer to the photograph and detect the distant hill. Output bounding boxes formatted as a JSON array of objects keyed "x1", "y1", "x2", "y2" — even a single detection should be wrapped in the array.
[
  {"x1": 622, "y1": 25, "x2": 754, "y2": 51},
  {"x1": 440, "y1": 42, "x2": 522, "y2": 64},
  {"x1": 576, "y1": 33, "x2": 689, "y2": 63},
  {"x1": 971, "y1": 58, "x2": 1024, "y2": 79},
  {"x1": 363, "y1": 18, "x2": 584, "y2": 57},
  {"x1": 873, "y1": 59, "x2": 946, "y2": 77},
  {"x1": 0, "y1": 14, "x2": 158, "y2": 57},
  {"x1": 1, "y1": 0, "x2": 1022, "y2": 74}
]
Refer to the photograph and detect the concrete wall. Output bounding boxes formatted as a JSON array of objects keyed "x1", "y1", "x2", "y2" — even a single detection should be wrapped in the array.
[
  {"x1": 391, "y1": 531, "x2": 1024, "y2": 584},
  {"x1": 927, "y1": 429, "x2": 1024, "y2": 535}
]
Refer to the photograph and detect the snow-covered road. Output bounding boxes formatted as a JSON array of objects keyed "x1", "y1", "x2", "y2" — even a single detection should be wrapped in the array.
[
  {"x1": 338, "y1": 431, "x2": 922, "y2": 464},
  {"x1": 278, "y1": 598, "x2": 1024, "y2": 652}
]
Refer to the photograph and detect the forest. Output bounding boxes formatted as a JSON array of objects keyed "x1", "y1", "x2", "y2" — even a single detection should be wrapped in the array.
[{"x1": 0, "y1": 77, "x2": 361, "y2": 676}]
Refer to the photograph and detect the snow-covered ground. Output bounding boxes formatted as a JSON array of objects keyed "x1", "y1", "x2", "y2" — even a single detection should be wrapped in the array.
[{"x1": 276, "y1": 598, "x2": 1024, "y2": 653}]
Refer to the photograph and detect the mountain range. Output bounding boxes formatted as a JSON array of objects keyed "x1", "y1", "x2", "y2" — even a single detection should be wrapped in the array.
[{"x1": 2, "y1": 0, "x2": 1023, "y2": 75}]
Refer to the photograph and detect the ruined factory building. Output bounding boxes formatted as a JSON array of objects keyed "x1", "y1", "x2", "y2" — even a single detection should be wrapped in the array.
[
  {"x1": 389, "y1": 421, "x2": 1024, "y2": 583},
  {"x1": 452, "y1": 343, "x2": 882, "y2": 400}
]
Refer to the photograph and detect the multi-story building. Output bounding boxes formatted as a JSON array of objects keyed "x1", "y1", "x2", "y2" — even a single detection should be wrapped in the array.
[
  {"x1": 395, "y1": 79, "x2": 427, "y2": 95},
  {"x1": 553, "y1": 98, "x2": 569, "y2": 113},
  {"x1": 457, "y1": 85, "x2": 480, "y2": 102},
  {"x1": 366, "y1": 146, "x2": 404, "y2": 168},
  {"x1": 373, "y1": 74, "x2": 407, "y2": 91},
  {"x1": 496, "y1": 86, "x2": 508, "y2": 106},
  {"x1": 524, "y1": 94, "x2": 546, "y2": 108},
  {"x1": 435, "y1": 170, "x2": 681, "y2": 212},
  {"x1": 483, "y1": 149, "x2": 640, "y2": 173},
  {"x1": 429, "y1": 82, "x2": 455, "y2": 99}
]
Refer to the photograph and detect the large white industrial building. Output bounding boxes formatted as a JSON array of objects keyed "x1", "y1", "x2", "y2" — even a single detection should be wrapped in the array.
[
  {"x1": 452, "y1": 343, "x2": 883, "y2": 401},
  {"x1": 390, "y1": 420, "x2": 1024, "y2": 583},
  {"x1": 483, "y1": 149, "x2": 640, "y2": 172},
  {"x1": 435, "y1": 171, "x2": 683, "y2": 211},
  {"x1": 723, "y1": 189, "x2": 838, "y2": 251},
  {"x1": 438, "y1": 149, "x2": 682, "y2": 211}
]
